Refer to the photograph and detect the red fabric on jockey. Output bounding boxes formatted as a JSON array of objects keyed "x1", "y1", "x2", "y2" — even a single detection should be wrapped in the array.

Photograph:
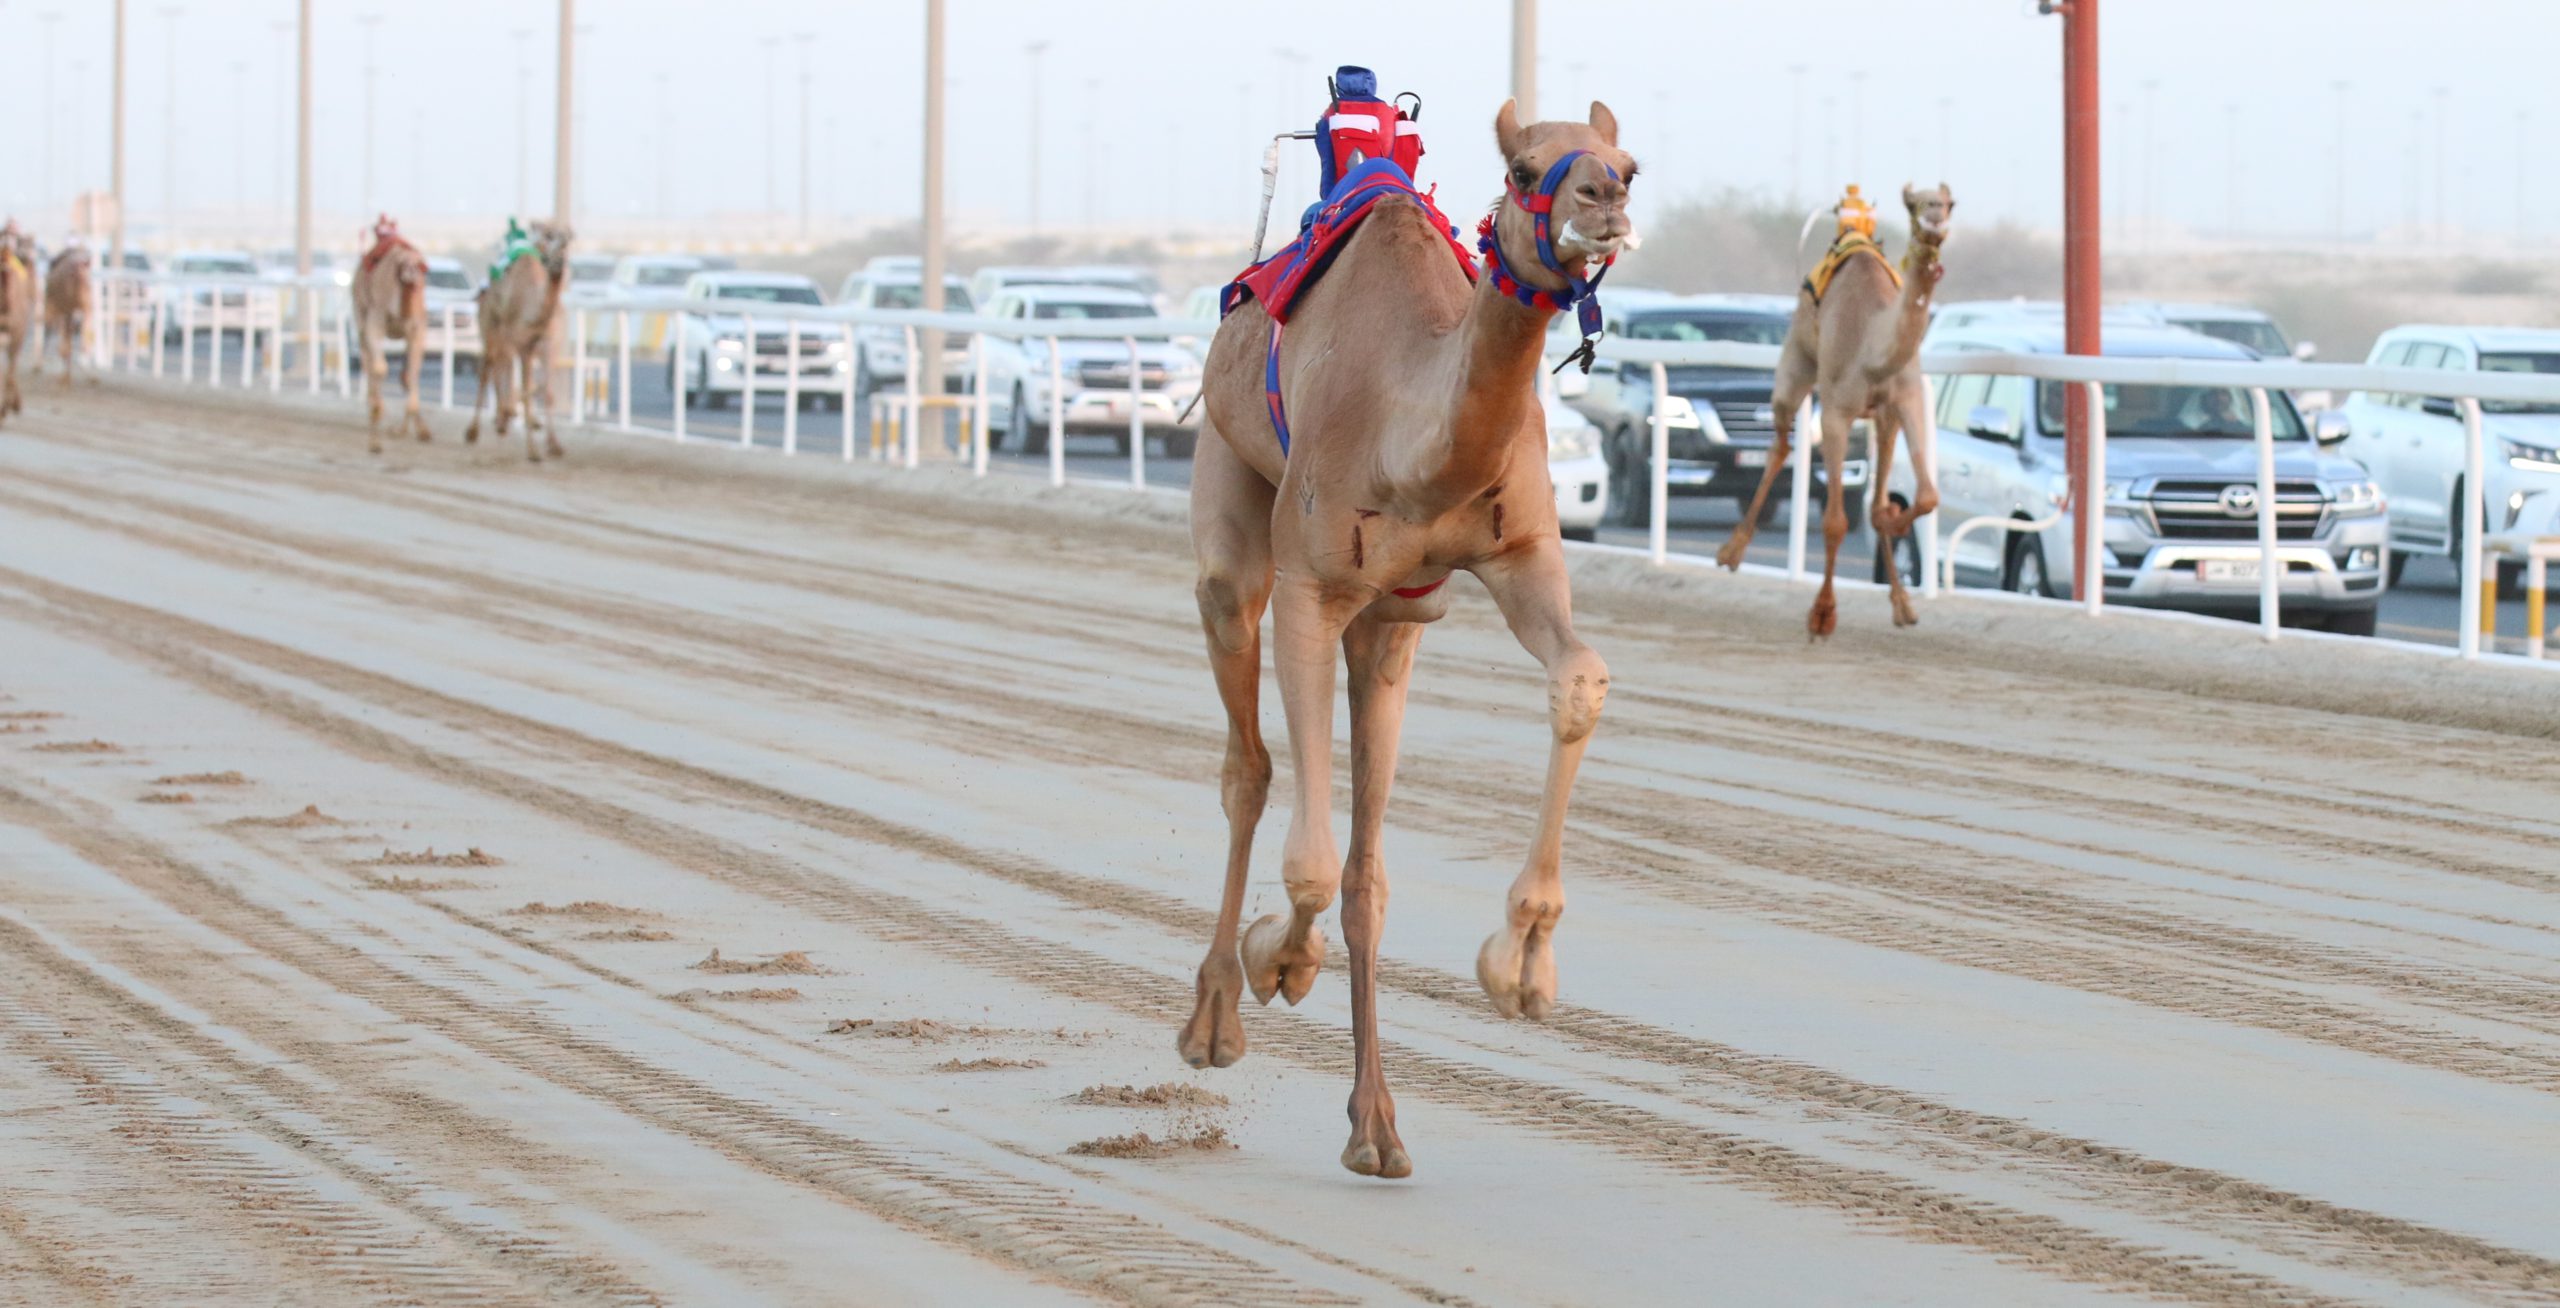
[
  {"x1": 1228, "y1": 164, "x2": 1472, "y2": 327},
  {"x1": 1318, "y1": 98, "x2": 1423, "y2": 195}
]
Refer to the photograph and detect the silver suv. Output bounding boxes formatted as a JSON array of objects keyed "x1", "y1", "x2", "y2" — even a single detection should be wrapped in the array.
[{"x1": 1886, "y1": 322, "x2": 2388, "y2": 634}]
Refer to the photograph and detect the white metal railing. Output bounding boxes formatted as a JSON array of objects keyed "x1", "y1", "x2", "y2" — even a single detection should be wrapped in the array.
[{"x1": 90, "y1": 268, "x2": 2560, "y2": 667}]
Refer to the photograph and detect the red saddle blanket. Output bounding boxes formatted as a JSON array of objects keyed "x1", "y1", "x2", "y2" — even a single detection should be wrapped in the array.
[{"x1": 1223, "y1": 159, "x2": 1474, "y2": 326}]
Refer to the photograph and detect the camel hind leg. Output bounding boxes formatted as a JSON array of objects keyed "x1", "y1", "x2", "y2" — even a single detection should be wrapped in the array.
[
  {"x1": 1808, "y1": 402, "x2": 1856, "y2": 639},
  {"x1": 1718, "y1": 331, "x2": 1815, "y2": 570},
  {"x1": 1177, "y1": 422, "x2": 1275, "y2": 1071},
  {"x1": 360, "y1": 327, "x2": 388, "y2": 455},
  {"x1": 536, "y1": 333, "x2": 563, "y2": 459},
  {"x1": 403, "y1": 318, "x2": 432, "y2": 443}
]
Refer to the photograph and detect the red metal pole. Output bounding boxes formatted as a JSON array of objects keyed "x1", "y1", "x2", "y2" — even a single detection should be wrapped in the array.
[{"x1": 2061, "y1": 0, "x2": 2101, "y2": 599}]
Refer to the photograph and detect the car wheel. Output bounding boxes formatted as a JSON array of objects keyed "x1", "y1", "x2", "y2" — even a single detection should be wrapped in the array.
[
  {"x1": 1607, "y1": 428, "x2": 1650, "y2": 529},
  {"x1": 2323, "y1": 607, "x2": 2379, "y2": 637},
  {"x1": 1162, "y1": 430, "x2": 1198, "y2": 460},
  {"x1": 2386, "y1": 549, "x2": 2411, "y2": 587},
  {"x1": 1111, "y1": 431, "x2": 1132, "y2": 458},
  {"x1": 2450, "y1": 484, "x2": 2525, "y2": 598},
  {"x1": 1561, "y1": 526, "x2": 1597, "y2": 543},
  {"x1": 2004, "y1": 532, "x2": 2053, "y2": 597},
  {"x1": 1008, "y1": 384, "x2": 1046, "y2": 455},
  {"x1": 1871, "y1": 494, "x2": 1922, "y2": 585}
]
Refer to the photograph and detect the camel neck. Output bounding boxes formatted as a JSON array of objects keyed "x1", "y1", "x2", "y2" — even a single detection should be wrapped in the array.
[{"x1": 1394, "y1": 273, "x2": 1553, "y2": 505}]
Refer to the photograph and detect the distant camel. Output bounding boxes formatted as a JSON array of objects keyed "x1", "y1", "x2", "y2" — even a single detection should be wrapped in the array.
[
  {"x1": 1717, "y1": 183, "x2": 1955, "y2": 634},
  {"x1": 464, "y1": 219, "x2": 574, "y2": 462},
  {"x1": 42, "y1": 245, "x2": 92, "y2": 387},
  {"x1": 351, "y1": 215, "x2": 434, "y2": 454},
  {"x1": 0, "y1": 222, "x2": 36, "y2": 427}
]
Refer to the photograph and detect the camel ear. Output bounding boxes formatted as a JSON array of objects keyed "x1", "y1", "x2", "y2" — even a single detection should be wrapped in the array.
[
  {"x1": 1902, "y1": 182, "x2": 1924, "y2": 209},
  {"x1": 1588, "y1": 100, "x2": 1619, "y2": 146},
  {"x1": 1494, "y1": 98, "x2": 1526, "y2": 160}
]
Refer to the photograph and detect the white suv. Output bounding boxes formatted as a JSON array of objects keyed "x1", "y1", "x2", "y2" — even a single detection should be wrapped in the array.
[
  {"x1": 2335, "y1": 326, "x2": 2560, "y2": 591},
  {"x1": 979, "y1": 285, "x2": 1200, "y2": 457}
]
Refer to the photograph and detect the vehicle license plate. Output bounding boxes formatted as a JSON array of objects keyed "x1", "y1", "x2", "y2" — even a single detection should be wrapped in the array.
[
  {"x1": 2199, "y1": 559, "x2": 2262, "y2": 583},
  {"x1": 1736, "y1": 448, "x2": 1769, "y2": 468}
]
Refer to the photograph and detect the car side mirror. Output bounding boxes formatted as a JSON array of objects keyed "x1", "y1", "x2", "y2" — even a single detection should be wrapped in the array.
[
  {"x1": 1966, "y1": 404, "x2": 2020, "y2": 442},
  {"x1": 2292, "y1": 340, "x2": 2318, "y2": 362},
  {"x1": 2420, "y1": 395, "x2": 2461, "y2": 419},
  {"x1": 2312, "y1": 411, "x2": 2352, "y2": 446}
]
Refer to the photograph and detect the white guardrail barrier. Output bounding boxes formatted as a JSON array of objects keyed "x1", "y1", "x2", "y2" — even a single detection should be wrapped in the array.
[{"x1": 76, "y1": 267, "x2": 2560, "y2": 669}]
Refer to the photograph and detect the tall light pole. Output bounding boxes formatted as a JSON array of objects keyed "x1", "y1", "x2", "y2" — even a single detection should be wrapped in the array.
[
  {"x1": 761, "y1": 35, "x2": 783, "y2": 218},
  {"x1": 295, "y1": 0, "x2": 310, "y2": 276},
  {"x1": 2049, "y1": 0, "x2": 2101, "y2": 602},
  {"x1": 793, "y1": 32, "x2": 815, "y2": 240},
  {"x1": 554, "y1": 1, "x2": 575, "y2": 225},
  {"x1": 1788, "y1": 64, "x2": 1807, "y2": 203},
  {"x1": 358, "y1": 14, "x2": 381, "y2": 221},
  {"x1": 111, "y1": 0, "x2": 127, "y2": 270},
  {"x1": 1509, "y1": 0, "x2": 1535, "y2": 119},
  {"x1": 512, "y1": 28, "x2": 533, "y2": 215},
  {"x1": 40, "y1": 11, "x2": 60, "y2": 217},
  {"x1": 920, "y1": 0, "x2": 946, "y2": 406},
  {"x1": 1024, "y1": 41, "x2": 1049, "y2": 232},
  {"x1": 272, "y1": 19, "x2": 292, "y2": 224},
  {"x1": 159, "y1": 5, "x2": 181, "y2": 233}
]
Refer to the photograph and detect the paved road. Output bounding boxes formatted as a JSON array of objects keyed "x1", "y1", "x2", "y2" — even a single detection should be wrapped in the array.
[
  {"x1": 169, "y1": 330, "x2": 2550, "y2": 654},
  {"x1": 4, "y1": 382, "x2": 2555, "y2": 1303}
]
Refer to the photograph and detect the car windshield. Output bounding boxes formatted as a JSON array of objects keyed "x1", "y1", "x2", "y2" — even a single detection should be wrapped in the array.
[
  {"x1": 872, "y1": 283, "x2": 973, "y2": 311},
  {"x1": 178, "y1": 256, "x2": 258, "y2": 276},
  {"x1": 711, "y1": 283, "x2": 822, "y2": 306},
  {"x1": 427, "y1": 269, "x2": 471, "y2": 291},
  {"x1": 2037, "y1": 381, "x2": 2305, "y2": 440},
  {"x1": 637, "y1": 265, "x2": 695, "y2": 286},
  {"x1": 1626, "y1": 314, "x2": 1791, "y2": 346},
  {"x1": 1032, "y1": 302, "x2": 1149, "y2": 320},
  {"x1": 2182, "y1": 319, "x2": 2289, "y2": 358},
  {"x1": 2475, "y1": 353, "x2": 2560, "y2": 415}
]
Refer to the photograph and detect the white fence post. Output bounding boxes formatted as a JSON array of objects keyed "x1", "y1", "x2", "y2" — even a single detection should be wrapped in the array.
[
  {"x1": 2459, "y1": 396, "x2": 2486, "y2": 659},
  {"x1": 266, "y1": 290, "x2": 282, "y2": 392},
  {"x1": 839, "y1": 338, "x2": 856, "y2": 460},
  {"x1": 672, "y1": 318, "x2": 689, "y2": 443},
  {"x1": 572, "y1": 308, "x2": 591, "y2": 427},
  {"x1": 1918, "y1": 376, "x2": 1941, "y2": 599},
  {"x1": 902, "y1": 324, "x2": 922, "y2": 469},
  {"x1": 616, "y1": 309, "x2": 633, "y2": 431},
  {"x1": 305, "y1": 287, "x2": 320, "y2": 393},
  {"x1": 1649, "y1": 361, "x2": 1669, "y2": 565},
  {"x1": 972, "y1": 335, "x2": 990, "y2": 477},
  {"x1": 782, "y1": 321, "x2": 800, "y2": 455},
  {"x1": 1126, "y1": 336, "x2": 1146, "y2": 491},
  {"x1": 2082, "y1": 379, "x2": 2106, "y2": 617},
  {"x1": 739, "y1": 312, "x2": 758, "y2": 449},
  {"x1": 2251, "y1": 387, "x2": 2278, "y2": 641},
  {"x1": 1786, "y1": 397, "x2": 1814, "y2": 581},
  {"x1": 150, "y1": 292, "x2": 165, "y2": 378},
  {"x1": 440, "y1": 302, "x2": 456, "y2": 410},
  {"x1": 1048, "y1": 337, "x2": 1066, "y2": 488}
]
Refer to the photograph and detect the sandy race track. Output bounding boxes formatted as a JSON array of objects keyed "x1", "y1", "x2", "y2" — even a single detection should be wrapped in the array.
[{"x1": 2, "y1": 380, "x2": 2557, "y2": 1306}]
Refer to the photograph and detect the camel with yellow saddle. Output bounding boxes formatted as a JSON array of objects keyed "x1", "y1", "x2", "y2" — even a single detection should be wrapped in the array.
[{"x1": 1717, "y1": 183, "x2": 1957, "y2": 636}]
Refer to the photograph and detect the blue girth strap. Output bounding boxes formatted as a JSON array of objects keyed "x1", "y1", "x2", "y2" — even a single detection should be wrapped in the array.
[{"x1": 1264, "y1": 321, "x2": 1293, "y2": 455}]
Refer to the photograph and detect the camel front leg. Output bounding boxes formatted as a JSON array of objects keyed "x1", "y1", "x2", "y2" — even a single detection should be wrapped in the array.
[
  {"x1": 403, "y1": 322, "x2": 432, "y2": 442},
  {"x1": 1242, "y1": 570, "x2": 1362, "y2": 1009},
  {"x1": 1809, "y1": 404, "x2": 1856, "y2": 639},
  {"x1": 1178, "y1": 427, "x2": 1274, "y2": 1070},
  {"x1": 1338, "y1": 608, "x2": 1422, "y2": 1178},
  {"x1": 1472, "y1": 540, "x2": 1609, "y2": 1020},
  {"x1": 531, "y1": 336, "x2": 562, "y2": 460},
  {"x1": 361, "y1": 331, "x2": 387, "y2": 455},
  {"x1": 1867, "y1": 408, "x2": 1918, "y2": 627}
]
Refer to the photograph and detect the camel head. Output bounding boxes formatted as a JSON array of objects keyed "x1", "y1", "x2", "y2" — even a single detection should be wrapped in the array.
[
  {"x1": 529, "y1": 221, "x2": 575, "y2": 280},
  {"x1": 1903, "y1": 182, "x2": 1956, "y2": 252},
  {"x1": 1489, "y1": 99, "x2": 1639, "y2": 287}
]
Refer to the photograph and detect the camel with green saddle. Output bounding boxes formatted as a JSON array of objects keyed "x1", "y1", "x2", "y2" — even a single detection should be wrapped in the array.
[
  {"x1": 1180, "y1": 99, "x2": 1635, "y2": 1179},
  {"x1": 1717, "y1": 183, "x2": 1956, "y2": 635},
  {"x1": 465, "y1": 219, "x2": 574, "y2": 462}
]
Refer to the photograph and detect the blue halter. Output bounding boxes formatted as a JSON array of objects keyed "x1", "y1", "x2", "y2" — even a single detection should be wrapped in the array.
[{"x1": 1477, "y1": 149, "x2": 1618, "y2": 373}]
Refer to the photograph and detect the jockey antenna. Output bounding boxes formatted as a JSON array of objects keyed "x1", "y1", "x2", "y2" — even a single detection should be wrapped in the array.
[{"x1": 1395, "y1": 91, "x2": 1422, "y2": 123}]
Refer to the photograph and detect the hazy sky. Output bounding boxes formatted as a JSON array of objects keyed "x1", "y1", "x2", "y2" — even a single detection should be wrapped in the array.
[{"x1": 2, "y1": 0, "x2": 2550, "y2": 244}]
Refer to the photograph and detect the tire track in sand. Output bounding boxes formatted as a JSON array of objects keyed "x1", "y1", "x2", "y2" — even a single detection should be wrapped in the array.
[{"x1": 2, "y1": 578, "x2": 2512, "y2": 1307}]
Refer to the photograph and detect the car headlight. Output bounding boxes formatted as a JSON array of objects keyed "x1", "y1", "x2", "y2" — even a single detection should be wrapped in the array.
[
  {"x1": 2324, "y1": 478, "x2": 2385, "y2": 516},
  {"x1": 1658, "y1": 395, "x2": 1703, "y2": 429},
  {"x1": 1547, "y1": 419, "x2": 1599, "y2": 463},
  {"x1": 821, "y1": 338, "x2": 850, "y2": 357},
  {"x1": 2501, "y1": 437, "x2": 2560, "y2": 474},
  {"x1": 713, "y1": 335, "x2": 746, "y2": 354},
  {"x1": 2102, "y1": 478, "x2": 2135, "y2": 506}
]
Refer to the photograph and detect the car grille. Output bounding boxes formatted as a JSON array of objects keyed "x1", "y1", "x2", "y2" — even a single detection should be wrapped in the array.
[
  {"x1": 1079, "y1": 361, "x2": 1169, "y2": 389},
  {"x1": 2145, "y1": 478, "x2": 2324, "y2": 541},
  {"x1": 1711, "y1": 400, "x2": 1777, "y2": 442}
]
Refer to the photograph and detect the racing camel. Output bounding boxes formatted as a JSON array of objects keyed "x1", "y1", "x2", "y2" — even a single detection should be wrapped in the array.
[
  {"x1": 1179, "y1": 97, "x2": 1633, "y2": 1179},
  {"x1": 350, "y1": 216, "x2": 434, "y2": 454},
  {"x1": 1716, "y1": 183, "x2": 1956, "y2": 634},
  {"x1": 0, "y1": 223, "x2": 36, "y2": 428},
  {"x1": 42, "y1": 244, "x2": 93, "y2": 388},
  {"x1": 463, "y1": 219, "x2": 573, "y2": 462}
]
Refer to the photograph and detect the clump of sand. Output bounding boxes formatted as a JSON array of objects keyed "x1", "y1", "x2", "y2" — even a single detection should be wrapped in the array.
[
  {"x1": 137, "y1": 791, "x2": 196, "y2": 805},
  {"x1": 1066, "y1": 1127, "x2": 1234, "y2": 1158},
  {"x1": 675, "y1": 987, "x2": 803, "y2": 1004},
  {"x1": 360, "y1": 847, "x2": 503, "y2": 868},
  {"x1": 934, "y1": 1057, "x2": 1046, "y2": 1072},
  {"x1": 579, "y1": 927, "x2": 677, "y2": 942},
  {"x1": 154, "y1": 771, "x2": 248, "y2": 786},
  {"x1": 1067, "y1": 1083, "x2": 1229, "y2": 1109},
  {"x1": 509, "y1": 900, "x2": 658, "y2": 919},
  {"x1": 0, "y1": 711, "x2": 64, "y2": 721},
  {"x1": 31, "y1": 739, "x2": 121, "y2": 754},
  {"x1": 693, "y1": 948, "x2": 827, "y2": 976},
  {"x1": 367, "y1": 874, "x2": 484, "y2": 892},
  {"x1": 224, "y1": 804, "x2": 341, "y2": 829}
]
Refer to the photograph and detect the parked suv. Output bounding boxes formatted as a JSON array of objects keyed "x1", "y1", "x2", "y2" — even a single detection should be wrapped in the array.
[
  {"x1": 1891, "y1": 321, "x2": 2387, "y2": 634},
  {"x1": 979, "y1": 285, "x2": 1200, "y2": 457},
  {"x1": 1570, "y1": 294, "x2": 1873, "y2": 528},
  {"x1": 2334, "y1": 326, "x2": 2560, "y2": 595},
  {"x1": 666, "y1": 271, "x2": 852, "y2": 409},
  {"x1": 834, "y1": 269, "x2": 974, "y2": 413}
]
